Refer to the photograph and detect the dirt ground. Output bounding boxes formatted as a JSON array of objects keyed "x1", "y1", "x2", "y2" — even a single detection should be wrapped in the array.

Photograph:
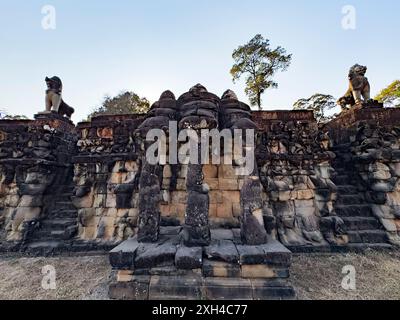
[{"x1": 0, "y1": 250, "x2": 399, "y2": 300}]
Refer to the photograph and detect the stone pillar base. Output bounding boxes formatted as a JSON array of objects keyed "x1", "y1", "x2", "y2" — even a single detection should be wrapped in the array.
[{"x1": 108, "y1": 227, "x2": 295, "y2": 300}]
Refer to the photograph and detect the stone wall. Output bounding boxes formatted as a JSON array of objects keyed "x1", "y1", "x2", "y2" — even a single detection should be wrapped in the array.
[
  {"x1": 0, "y1": 113, "x2": 76, "y2": 246},
  {"x1": 254, "y1": 111, "x2": 347, "y2": 247},
  {"x1": 328, "y1": 108, "x2": 400, "y2": 246},
  {"x1": 2, "y1": 102, "x2": 400, "y2": 251},
  {"x1": 72, "y1": 114, "x2": 144, "y2": 243}
]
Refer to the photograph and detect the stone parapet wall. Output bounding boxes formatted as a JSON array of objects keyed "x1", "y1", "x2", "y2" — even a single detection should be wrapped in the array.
[
  {"x1": 255, "y1": 111, "x2": 347, "y2": 247},
  {"x1": 2, "y1": 106, "x2": 400, "y2": 251},
  {"x1": 72, "y1": 114, "x2": 145, "y2": 243},
  {"x1": 0, "y1": 114, "x2": 76, "y2": 244},
  {"x1": 327, "y1": 108, "x2": 400, "y2": 246}
]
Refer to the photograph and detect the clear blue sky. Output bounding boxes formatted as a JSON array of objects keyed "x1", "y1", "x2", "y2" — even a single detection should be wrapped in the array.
[{"x1": 0, "y1": 0, "x2": 399, "y2": 122}]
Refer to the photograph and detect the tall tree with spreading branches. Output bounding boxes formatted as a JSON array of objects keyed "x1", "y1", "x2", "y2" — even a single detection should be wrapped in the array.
[
  {"x1": 293, "y1": 94, "x2": 337, "y2": 123},
  {"x1": 375, "y1": 80, "x2": 400, "y2": 107},
  {"x1": 230, "y1": 34, "x2": 292, "y2": 110},
  {"x1": 89, "y1": 91, "x2": 150, "y2": 119}
]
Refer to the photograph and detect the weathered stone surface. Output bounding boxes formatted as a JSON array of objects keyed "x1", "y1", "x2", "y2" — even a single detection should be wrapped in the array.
[
  {"x1": 137, "y1": 169, "x2": 162, "y2": 243},
  {"x1": 135, "y1": 242, "x2": 177, "y2": 268},
  {"x1": 117, "y1": 270, "x2": 134, "y2": 282},
  {"x1": 241, "y1": 265, "x2": 289, "y2": 279},
  {"x1": 251, "y1": 279, "x2": 296, "y2": 300},
  {"x1": 203, "y1": 277, "x2": 253, "y2": 300},
  {"x1": 240, "y1": 177, "x2": 268, "y2": 245},
  {"x1": 175, "y1": 246, "x2": 202, "y2": 269},
  {"x1": 202, "y1": 260, "x2": 240, "y2": 278},
  {"x1": 183, "y1": 190, "x2": 211, "y2": 246},
  {"x1": 109, "y1": 238, "x2": 140, "y2": 270},
  {"x1": 204, "y1": 240, "x2": 239, "y2": 263},
  {"x1": 210, "y1": 229, "x2": 234, "y2": 241},
  {"x1": 149, "y1": 275, "x2": 202, "y2": 300},
  {"x1": 109, "y1": 276, "x2": 150, "y2": 300},
  {"x1": 237, "y1": 240, "x2": 292, "y2": 266}
]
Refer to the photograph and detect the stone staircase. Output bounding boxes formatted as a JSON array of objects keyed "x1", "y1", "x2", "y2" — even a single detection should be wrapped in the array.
[
  {"x1": 332, "y1": 143, "x2": 389, "y2": 246},
  {"x1": 23, "y1": 185, "x2": 79, "y2": 255}
]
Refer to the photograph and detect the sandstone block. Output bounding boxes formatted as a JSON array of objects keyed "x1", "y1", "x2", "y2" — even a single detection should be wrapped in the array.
[
  {"x1": 93, "y1": 194, "x2": 106, "y2": 207},
  {"x1": 241, "y1": 265, "x2": 289, "y2": 279},
  {"x1": 209, "y1": 203, "x2": 217, "y2": 217},
  {"x1": 125, "y1": 160, "x2": 139, "y2": 173},
  {"x1": 203, "y1": 278, "x2": 253, "y2": 300},
  {"x1": 380, "y1": 218, "x2": 398, "y2": 232},
  {"x1": 204, "y1": 178, "x2": 219, "y2": 190},
  {"x1": 202, "y1": 260, "x2": 240, "y2": 278},
  {"x1": 135, "y1": 243, "x2": 177, "y2": 269},
  {"x1": 175, "y1": 246, "x2": 203, "y2": 269},
  {"x1": 5, "y1": 195, "x2": 20, "y2": 207},
  {"x1": 219, "y1": 165, "x2": 237, "y2": 178},
  {"x1": 219, "y1": 178, "x2": 238, "y2": 191},
  {"x1": 109, "y1": 276, "x2": 150, "y2": 300},
  {"x1": 211, "y1": 229, "x2": 234, "y2": 241},
  {"x1": 148, "y1": 275, "x2": 201, "y2": 300},
  {"x1": 109, "y1": 238, "x2": 140, "y2": 269},
  {"x1": 232, "y1": 203, "x2": 241, "y2": 218},
  {"x1": 209, "y1": 191, "x2": 222, "y2": 204},
  {"x1": 176, "y1": 179, "x2": 186, "y2": 190},
  {"x1": 72, "y1": 193, "x2": 94, "y2": 208},
  {"x1": 278, "y1": 191, "x2": 291, "y2": 201},
  {"x1": 163, "y1": 165, "x2": 172, "y2": 178},
  {"x1": 105, "y1": 193, "x2": 117, "y2": 208},
  {"x1": 297, "y1": 189, "x2": 315, "y2": 200},
  {"x1": 117, "y1": 270, "x2": 134, "y2": 282},
  {"x1": 204, "y1": 240, "x2": 239, "y2": 263},
  {"x1": 171, "y1": 191, "x2": 187, "y2": 204},
  {"x1": 295, "y1": 199, "x2": 314, "y2": 208},
  {"x1": 203, "y1": 164, "x2": 218, "y2": 178},
  {"x1": 221, "y1": 190, "x2": 240, "y2": 203},
  {"x1": 217, "y1": 203, "x2": 233, "y2": 218},
  {"x1": 371, "y1": 205, "x2": 394, "y2": 219}
]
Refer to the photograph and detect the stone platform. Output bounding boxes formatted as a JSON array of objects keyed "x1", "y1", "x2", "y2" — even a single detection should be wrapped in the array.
[{"x1": 108, "y1": 227, "x2": 295, "y2": 300}]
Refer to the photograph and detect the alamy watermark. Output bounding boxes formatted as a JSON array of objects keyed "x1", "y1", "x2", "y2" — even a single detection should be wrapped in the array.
[
  {"x1": 341, "y1": 5, "x2": 356, "y2": 30},
  {"x1": 144, "y1": 121, "x2": 255, "y2": 176},
  {"x1": 41, "y1": 265, "x2": 56, "y2": 290},
  {"x1": 41, "y1": 5, "x2": 56, "y2": 30},
  {"x1": 341, "y1": 265, "x2": 356, "y2": 290}
]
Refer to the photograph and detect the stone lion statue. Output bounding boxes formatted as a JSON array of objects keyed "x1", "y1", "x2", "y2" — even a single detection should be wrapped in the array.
[
  {"x1": 337, "y1": 64, "x2": 371, "y2": 109},
  {"x1": 45, "y1": 76, "x2": 75, "y2": 118}
]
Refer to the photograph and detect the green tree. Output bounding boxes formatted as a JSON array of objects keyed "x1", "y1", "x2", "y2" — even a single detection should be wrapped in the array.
[
  {"x1": 230, "y1": 34, "x2": 292, "y2": 110},
  {"x1": 375, "y1": 80, "x2": 400, "y2": 107},
  {"x1": 4, "y1": 115, "x2": 29, "y2": 120},
  {"x1": 89, "y1": 91, "x2": 150, "y2": 119},
  {"x1": 293, "y1": 94, "x2": 336, "y2": 123},
  {"x1": 0, "y1": 109, "x2": 28, "y2": 120}
]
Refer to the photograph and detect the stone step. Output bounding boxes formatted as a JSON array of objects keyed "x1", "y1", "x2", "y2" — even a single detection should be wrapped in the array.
[
  {"x1": 332, "y1": 143, "x2": 351, "y2": 151},
  {"x1": 342, "y1": 217, "x2": 382, "y2": 231},
  {"x1": 41, "y1": 218, "x2": 77, "y2": 228},
  {"x1": 23, "y1": 240, "x2": 70, "y2": 256},
  {"x1": 55, "y1": 201, "x2": 75, "y2": 207},
  {"x1": 336, "y1": 194, "x2": 365, "y2": 205},
  {"x1": 56, "y1": 196, "x2": 73, "y2": 202},
  {"x1": 30, "y1": 225, "x2": 78, "y2": 241},
  {"x1": 333, "y1": 175, "x2": 350, "y2": 185},
  {"x1": 51, "y1": 209, "x2": 78, "y2": 217},
  {"x1": 336, "y1": 185, "x2": 359, "y2": 194},
  {"x1": 347, "y1": 230, "x2": 388, "y2": 244},
  {"x1": 335, "y1": 204, "x2": 373, "y2": 217}
]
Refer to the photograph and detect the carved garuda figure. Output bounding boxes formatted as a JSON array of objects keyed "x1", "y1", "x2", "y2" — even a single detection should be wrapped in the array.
[
  {"x1": 337, "y1": 64, "x2": 371, "y2": 109},
  {"x1": 45, "y1": 76, "x2": 75, "y2": 118}
]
